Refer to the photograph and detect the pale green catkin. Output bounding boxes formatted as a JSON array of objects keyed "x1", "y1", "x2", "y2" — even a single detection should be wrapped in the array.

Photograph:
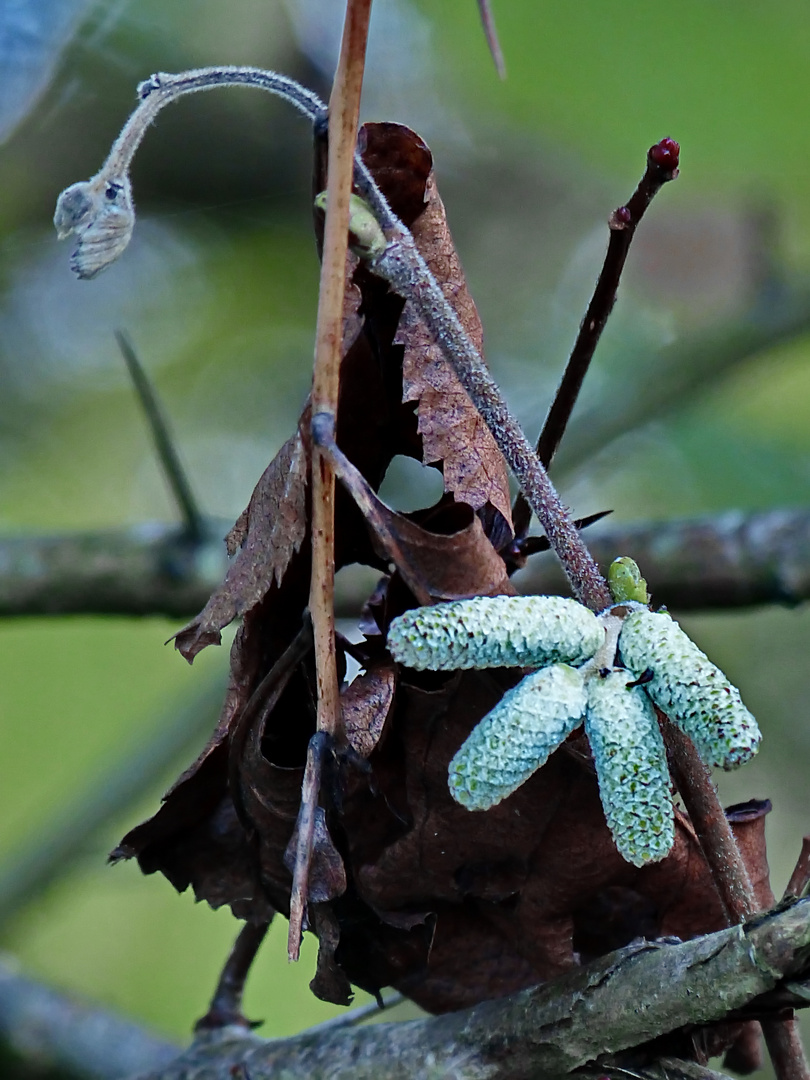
[
  {"x1": 387, "y1": 595, "x2": 603, "y2": 672},
  {"x1": 619, "y1": 609, "x2": 761, "y2": 769},
  {"x1": 584, "y1": 669, "x2": 674, "y2": 866},
  {"x1": 448, "y1": 663, "x2": 588, "y2": 810}
]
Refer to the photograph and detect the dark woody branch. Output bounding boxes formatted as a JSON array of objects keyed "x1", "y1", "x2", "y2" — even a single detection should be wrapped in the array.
[{"x1": 128, "y1": 899, "x2": 810, "y2": 1080}]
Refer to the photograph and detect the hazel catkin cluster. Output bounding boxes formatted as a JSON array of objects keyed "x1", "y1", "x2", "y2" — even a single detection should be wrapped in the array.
[{"x1": 387, "y1": 574, "x2": 760, "y2": 868}]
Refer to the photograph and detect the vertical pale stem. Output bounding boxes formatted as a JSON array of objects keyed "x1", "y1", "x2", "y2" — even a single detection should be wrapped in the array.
[
  {"x1": 292, "y1": 0, "x2": 373, "y2": 963},
  {"x1": 309, "y1": 0, "x2": 373, "y2": 740}
]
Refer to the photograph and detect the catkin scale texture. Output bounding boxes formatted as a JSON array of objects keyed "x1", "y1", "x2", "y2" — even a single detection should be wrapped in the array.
[
  {"x1": 448, "y1": 664, "x2": 588, "y2": 810},
  {"x1": 619, "y1": 610, "x2": 761, "y2": 769},
  {"x1": 387, "y1": 596, "x2": 602, "y2": 672},
  {"x1": 585, "y1": 670, "x2": 674, "y2": 866}
]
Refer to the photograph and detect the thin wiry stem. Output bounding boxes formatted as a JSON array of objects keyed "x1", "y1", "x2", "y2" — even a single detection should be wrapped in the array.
[
  {"x1": 110, "y1": 66, "x2": 324, "y2": 166},
  {"x1": 115, "y1": 330, "x2": 204, "y2": 540},
  {"x1": 476, "y1": 0, "x2": 506, "y2": 78}
]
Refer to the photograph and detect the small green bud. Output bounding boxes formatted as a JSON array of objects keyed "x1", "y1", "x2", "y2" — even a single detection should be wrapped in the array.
[
  {"x1": 387, "y1": 595, "x2": 603, "y2": 672},
  {"x1": 448, "y1": 664, "x2": 588, "y2": 810},
  {"x1": 314, "y1": 192, "x2": 387, "y2": 260},
  {"x1": 619, "y1": 609, "x2": 761, "y2": 769},
  {"x1": 585, "y1": 669, "x2": 674, "y2": 866},
  {"x1": 608, "y1": 556, "x2": 649, "y2": 605}
]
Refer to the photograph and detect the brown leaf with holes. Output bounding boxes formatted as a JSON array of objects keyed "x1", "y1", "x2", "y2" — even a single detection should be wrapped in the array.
[
  {"x1": 397, "y1": 171, "x2": 513, "y2": 531},
  {"x1": 326, "y1": 437, "x2": 512, "y2": 603}
]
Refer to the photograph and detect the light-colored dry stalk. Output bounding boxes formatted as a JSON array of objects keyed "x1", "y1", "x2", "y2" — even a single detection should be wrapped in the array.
[{"x1": 291, "y1": 0, "x2": 373, "y2": 963}]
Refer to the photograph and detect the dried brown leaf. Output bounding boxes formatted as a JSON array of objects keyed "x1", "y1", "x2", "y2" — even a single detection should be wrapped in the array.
[
  {"x1": 175, "y1": 429, "x2": 309, "y2": 661},
  {"x1": 284, "y1": 806, "x2": 347, "y2": 905},
  {"x1": 397, "y1": 170, "x2": 513, "y2": 531},
  {"x1": 342, "y1": 664, "x2": 396, "y2": 758}
]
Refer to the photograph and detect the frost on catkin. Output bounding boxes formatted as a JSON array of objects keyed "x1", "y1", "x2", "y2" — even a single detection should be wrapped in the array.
[
  {"x1": 585, "y1": 670, "x2": 674, "y2": 866},
  {"x1": 619, "y1": 609, "x2": 761, "y2": 769},
  {"x1": 387, "y1": 596, "x2": 603, "y2": 672},
  {"x1": 448, "y1": 664, "x2": 588, "y2": 810}
]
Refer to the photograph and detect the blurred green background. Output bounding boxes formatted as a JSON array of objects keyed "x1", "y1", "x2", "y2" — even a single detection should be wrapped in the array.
[{"x1": 1, "y1": 0, "x2": 809, "y2": 1073}]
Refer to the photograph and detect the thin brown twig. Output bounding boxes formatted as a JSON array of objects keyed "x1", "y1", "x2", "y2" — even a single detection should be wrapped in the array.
[
  {"x1": 195, "y1": 921, "x2": 271, "y2": 1031},
  {"x1": 299, "y1": 0, "x2": 373, "y2": 962},
  {"x1": 784, "y1": 836, "x2": 810, "y2": 900},
  {"x1": 287, "y1": 732, "x2": 329, "y2": 961},
  {"x1": 663, "y1": 716, "x2": 755, "y2": 923},
  {"x1": 512, "y1": 138, "x2": 680, "y2": 538}
]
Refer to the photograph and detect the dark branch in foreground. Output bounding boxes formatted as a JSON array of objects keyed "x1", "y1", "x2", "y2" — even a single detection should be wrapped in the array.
[{"x1": 130, "y1": 900, "x2": 810, "y2": 1080}]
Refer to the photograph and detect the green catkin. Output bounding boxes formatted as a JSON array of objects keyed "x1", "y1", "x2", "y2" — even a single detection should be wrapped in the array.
[
  {"x1": 584, "y1": 669, "x2": 674, "y2": 866},
  {"x1": 619, "y1": 609, "x2": 761, "y2": 769},
  {"x1": 387, "y1": 595, "x2": 603, "y2": 672},
  {"x1": 448, "y1": 663, "x2": 588, "y2": 810}
]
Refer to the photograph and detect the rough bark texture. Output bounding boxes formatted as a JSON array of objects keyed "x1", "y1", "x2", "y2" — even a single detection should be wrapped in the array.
[
  {"x1": 4, "y1": 506, "x2": 810, "y2": 619},
  {"x1": 129, "y1": 900, "x2": 810, "y2": 1080}
]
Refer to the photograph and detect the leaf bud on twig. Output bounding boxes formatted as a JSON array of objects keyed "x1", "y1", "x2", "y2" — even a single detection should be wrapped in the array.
[{"x1": 607, "y1": 555, "x2": 650, "y2": 605}]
